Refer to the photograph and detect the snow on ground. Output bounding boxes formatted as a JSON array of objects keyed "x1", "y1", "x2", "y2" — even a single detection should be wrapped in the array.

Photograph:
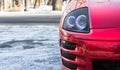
[{"x1": 0, "y1": 25, "x2": 61, "y2": 70}]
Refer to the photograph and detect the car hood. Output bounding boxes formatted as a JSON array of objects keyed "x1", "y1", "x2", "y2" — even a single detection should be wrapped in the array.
[{"x1": 89, "y1": 2, "x2": 120, "y2": 29}]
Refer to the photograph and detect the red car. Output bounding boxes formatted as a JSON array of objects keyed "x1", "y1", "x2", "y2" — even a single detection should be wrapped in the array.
[{"x1": 59, "y1": 0, "x2": 120, "y2": 70}]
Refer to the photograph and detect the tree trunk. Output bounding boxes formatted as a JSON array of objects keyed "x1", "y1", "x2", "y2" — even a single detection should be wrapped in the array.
[
  {"x1": 0, "y1": 0, "x2": 3, "y2": 11},
  {"x1": 34, "y1": 0, "x2": 40, "y2": 9},
  {"x1": 24, "y1": 0, "x2": 29, "y2": 11},
  {"x1": 52, "y1": 0, "x2": 62, "y2": 11},
  {"x1": 3, "y1": 0, "x2": 9, "y2": 11},
  {"x1": 67, "y1": 0, "x2": 71, "y2": 3},
  {"x1": 47, "y1": 0, "x2": 52, "y2": 5},
  {"x1": 15, "y1": 0, "x2": 21, "y2": 7}
]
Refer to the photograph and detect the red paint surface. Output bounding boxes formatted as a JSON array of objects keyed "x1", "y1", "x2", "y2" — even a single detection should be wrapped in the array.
[
  {"x1": 90, "y1": 4, "x2": 120, "y2": 29},
  {"x1": 59, "y1": 0, "x2": 120, "y2": 70}
]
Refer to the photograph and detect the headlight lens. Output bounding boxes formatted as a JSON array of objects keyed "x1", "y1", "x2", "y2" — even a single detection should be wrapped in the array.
[
  {"x1": 66, "y1": 16, "x2": 75, "y2": 28},
  {"x1": 63, "y1": 7, "x2": 90, "y2": 33},
  {"x1": 76, "y1": 15, "x2": 87, "y2": 30}
]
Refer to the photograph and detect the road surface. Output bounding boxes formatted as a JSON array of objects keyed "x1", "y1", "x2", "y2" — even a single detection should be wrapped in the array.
[
  {"x1": 0, "y1": 15, "x2": 61, "y2": 24},
  {"x1": 0, "y1": 15, "x2": 62, "y2": 70}
]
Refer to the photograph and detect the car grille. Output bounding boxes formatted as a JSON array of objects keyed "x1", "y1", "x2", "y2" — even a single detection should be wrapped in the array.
[
  {"x1": 61, "y1": 41, "x2": 77, "y2": 69},
  {"x1": 93, "y1": 60, "x2": 120, "y2": 70}
]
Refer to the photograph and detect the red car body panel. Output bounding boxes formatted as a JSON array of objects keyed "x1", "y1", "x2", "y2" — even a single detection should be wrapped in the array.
[
  {"x1": 90, "y1": 3, "x2": 120, "y2": 29},
  {"x1": 59, "y1": 0, "x2": 120, "y2": 70}
]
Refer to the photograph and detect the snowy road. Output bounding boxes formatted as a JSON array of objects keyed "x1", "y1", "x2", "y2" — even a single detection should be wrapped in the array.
[{"x1": 0, "y1": 25, "x2": 61, "y2": 70}]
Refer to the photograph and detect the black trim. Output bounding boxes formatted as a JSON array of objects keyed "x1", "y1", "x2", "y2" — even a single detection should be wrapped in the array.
[
  {"x1": 62, "y1": 59, "x2": 77, "y2": 69},
  {"x1": 61, "y1": 41, "x2": 76, "y2": 50},
  {"x1": 61, "y1": 50, "x2": 76, "y2": 60}
]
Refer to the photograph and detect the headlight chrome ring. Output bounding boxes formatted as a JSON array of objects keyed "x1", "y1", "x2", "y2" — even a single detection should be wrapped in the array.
[{"x1": 76, "y1": 15, "x2": 87, "y2": 30}]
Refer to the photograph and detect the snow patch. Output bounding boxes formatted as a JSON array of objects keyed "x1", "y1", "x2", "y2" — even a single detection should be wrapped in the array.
[{"x1": 0, "y1": 25, "x2": 61, "y2": 70}]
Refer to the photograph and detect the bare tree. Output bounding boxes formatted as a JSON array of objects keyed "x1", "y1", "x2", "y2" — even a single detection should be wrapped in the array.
[
  {"x1": 3, "y1": 0, "x2": 9, "y2": 11},
  {"x1": 0, "y1": 0, "x2": 3, "y2": 11},
  {"x1": 24, "y1": 0, "x2": 30, "y2": 11},
  {"x1": 14, "y1": 0, "x2": 21, "y2": 7},
  {"x1": 34, "y1": 0, "x2": 40, "y2": 8},
  {"x1": 47, "y1": 0, "x2": 52, "y2": 5},
  {"x1": 52, "y1": 0, "x2": 62, "y2": 10}
]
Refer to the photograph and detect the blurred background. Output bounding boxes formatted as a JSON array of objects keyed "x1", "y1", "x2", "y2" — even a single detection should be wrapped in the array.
[
  {"x1": 0, "y1": 0, "x2": 71, "y2": 12},
  {"x1": 0, "y1": 0, "x2": 72, "y2": 70}
]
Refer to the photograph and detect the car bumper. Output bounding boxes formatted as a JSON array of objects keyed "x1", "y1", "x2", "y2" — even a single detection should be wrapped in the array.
[{"x1": 59, "y1": 28, "x2": 120, "y2": 70}]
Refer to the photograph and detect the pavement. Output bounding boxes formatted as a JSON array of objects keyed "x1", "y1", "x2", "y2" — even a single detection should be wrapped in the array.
[{"x1": 0, "y1": 25, "x2": 61, "y2": 70}]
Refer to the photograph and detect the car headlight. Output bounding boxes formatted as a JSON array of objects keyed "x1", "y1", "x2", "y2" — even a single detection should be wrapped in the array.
[{"x1": 63, "y1": 7, "x2": 90, "y2": 33}]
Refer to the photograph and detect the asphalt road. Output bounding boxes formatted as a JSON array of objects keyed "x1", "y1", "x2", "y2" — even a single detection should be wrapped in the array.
[
  {"x1": 0, "y1": 14, "x2": 62, "y2": 70},
  {"x1": 0, "y1": 15, "x2": 61, "y2": 24},
  {"x1": 0, "y1": 25, "x2": 61, "y2": 70}
]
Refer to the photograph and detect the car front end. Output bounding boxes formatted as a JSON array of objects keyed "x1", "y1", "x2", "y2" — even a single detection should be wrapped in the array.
[{"x1": 59, "y1": 0, "x2": 120, "y2": 70}]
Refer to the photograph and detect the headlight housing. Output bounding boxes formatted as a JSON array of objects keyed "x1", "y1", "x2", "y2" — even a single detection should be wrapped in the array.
[{"x1": 63, "y1": 7, "x2": 90, "y2": 33}]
